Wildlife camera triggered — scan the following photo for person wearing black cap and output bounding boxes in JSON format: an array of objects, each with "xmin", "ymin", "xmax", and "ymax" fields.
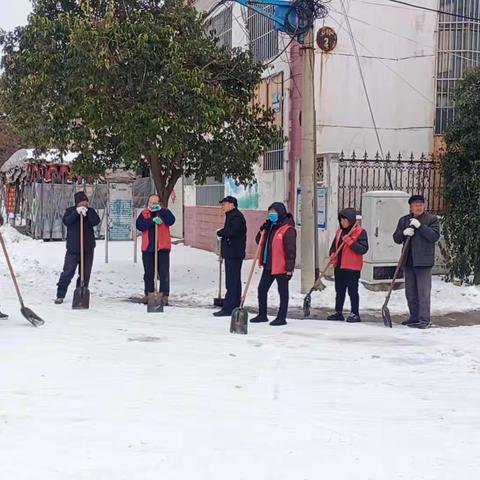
[
  {"xmin": 54, "ymin": 191, "xmax": 101, "ymax": 304},
  {"xmin": 251, "ymin": 202, "xmax": 297, "ymax": 326},
  {"xmin": 393, "ymin": 195, "xmax": 440, "ymax": 329},
  {"xmin": 213, "ymin": 196, "xmax": 247, "ymax": 317}
]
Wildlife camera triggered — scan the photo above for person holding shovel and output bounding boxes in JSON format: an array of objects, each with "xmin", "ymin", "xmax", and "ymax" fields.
[
  {"xmin": 393, "ymin": 195, "xmax": 440, "ymax": 329},
  {"xmin": 136, "ymin": 194, "xmax": 175, "ymax": 306},
  {"xmin": 250, "ymin": 202, "xmax": 296, "ymax": 326},
  {"xmin": 327, "ymin": 208, "xmax": 369, "ymax": 323},
  {"xmin": 213, "ymin": 196, "xmax": 247, "ymax": 317},
  {"xmin": 55, "ymin": 192, "xmax": 101, "ymax": 304}
]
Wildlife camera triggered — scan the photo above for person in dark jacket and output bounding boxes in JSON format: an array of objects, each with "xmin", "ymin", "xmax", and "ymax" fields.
[
  {"xmin": 136, "ymin": 194, "xmax": 175, "ymax": 305},
  {"xmin": 250, "ymin": 202, "xmax": 296, "ymax": 326},
  {"xmin": 393, "ymin": 195, "xmax": 440, "ymax": 329},
  {"xmin": 213, "ymin": 196, "xmax": 247, "ymax": 317},
  {"xmin": 327, "ymin": 208, "xmax": 369, "ymax": 323},
  {"xmin": 55, "ymin": 191, "xmax": 101, "ymax": 304},
  {"xmin": 0, "ymin": 215, "xmax": 8, "ymax": 318}
]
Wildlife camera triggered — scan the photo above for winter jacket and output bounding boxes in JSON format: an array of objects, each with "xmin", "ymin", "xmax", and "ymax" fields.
[
  {"xmin": 329, "ymin": 208, "xmax": 369, "ymax": 271},
  {"xmin": 63, "ymin": 206, "xmax": 101, "ymax": 254},
  {"xmin": 136, "ymin": 208, "xmax": 175, "ymax": 253},
  {"xmin": 217, "ymin": 208, "xmax": 247, "ymax": 259},
  {"xmin": 393, "ymin": 212, "xmax": 440, "ymax": 267},
  {"xmin": 256, "ymin": 203, "xmax": 297, "ymax": 274}
]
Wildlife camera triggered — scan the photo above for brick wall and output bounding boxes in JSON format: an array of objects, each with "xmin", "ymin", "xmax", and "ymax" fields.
[{"xmin": 184, "ymin": 206, "xmax": 267, "ymax": 258}]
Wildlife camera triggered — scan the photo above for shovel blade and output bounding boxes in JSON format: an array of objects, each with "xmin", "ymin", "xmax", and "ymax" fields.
[
  {"xmin": 213, "ymin": 297, "xmax": 224, "ymax": 307},
  {"xmin": 382, "ymin": 304, "xmax": 393, "ymax": 328},
  {"xmin": 303, "ymin": 293, "xmax": 312, "ymax": 318},
  {"xmin": 72, "ymin": 286, "xmax": 90, "ymax": 310},
  {"xmin": 21, "ymin": 306, "xmax": 45, "ymax": 327},
  {"xmin": 147, "ymin": 292, "xmax": 164, "ymax": 313},
  {"xmin": 230, "ymin": 307, "xmax": 248, "ymax": 334}
]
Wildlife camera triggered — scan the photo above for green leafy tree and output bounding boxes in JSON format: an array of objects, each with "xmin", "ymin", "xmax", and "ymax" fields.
[
  {"xmin": 0, "ymin": 0, "xmax": 279, "ymax": 205},
  {"xmin": 441, "ymin": 68, "xmax": 480, "ymax": 284}
]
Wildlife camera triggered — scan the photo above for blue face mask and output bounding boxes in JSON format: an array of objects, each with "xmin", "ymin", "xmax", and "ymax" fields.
[{"xmin": 268, "ymin": 212, "xmax": 279, "ymax": 223}]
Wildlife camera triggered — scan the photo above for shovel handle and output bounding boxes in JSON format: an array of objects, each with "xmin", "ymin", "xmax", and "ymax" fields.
[
  {"xmin": 154, "ymin": 222, "xmax": 159, "ymax": 293},
  {"xmin": 0, "ymin": 229, "xmax": 25, "ymax": 307},
  {"xmin": 239, "ymin": 232, "xmax": 264, "ymax": 309},
  {"xmin": 384, "ymin": 236, "xmax": 411, "ymax": 305},
  {"xmin": 80, "ymin": 214, "xmax": 85, "ymax": 285}
]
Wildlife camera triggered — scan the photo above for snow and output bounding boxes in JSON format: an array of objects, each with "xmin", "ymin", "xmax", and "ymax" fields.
[{"xmin": 1, "ymin": 226, "xmax": 480, "ymax": 479}]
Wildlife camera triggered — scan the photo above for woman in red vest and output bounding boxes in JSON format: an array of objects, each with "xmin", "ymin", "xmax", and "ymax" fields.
[
  {"xmin": 136, "ymin": 194, "xmax": 175, "ymax": 305},
  {"xmin": 251, "ymin": 202, "xmax": 297, "ymax": 326},
  {"xmin": 327, "ymin": 208, "xmax": 369, "ymax": 323}
]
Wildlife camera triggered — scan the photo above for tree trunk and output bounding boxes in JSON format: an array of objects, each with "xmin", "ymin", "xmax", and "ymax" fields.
[{"xmin": 148, "ymin": 153, "xmax": 183, "ymax": 208}]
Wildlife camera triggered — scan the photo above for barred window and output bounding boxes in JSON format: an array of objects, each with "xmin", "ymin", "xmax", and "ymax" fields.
[
  {"xmin": 196, "ymin": 176, "xmax": 224, "ymax": 206},
  {"xmin": 206, "ymin": 6, "xmax": 233, "ymax": 48},
  {"xmin": 435, "ymin": 0, "xmax": 480, "ymax": 133},
  {"xmin": 263, "ymin": 131, "xmax": 284, "ymax": 171},
  {"xmin": 247, "ymin": 5, "xmax": 278, "ymax": 63}
]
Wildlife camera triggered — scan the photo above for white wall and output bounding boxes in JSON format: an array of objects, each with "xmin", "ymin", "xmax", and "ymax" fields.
[{"xmin": 315, "ymin": 0, "xmax": 438, "ymax": 157}]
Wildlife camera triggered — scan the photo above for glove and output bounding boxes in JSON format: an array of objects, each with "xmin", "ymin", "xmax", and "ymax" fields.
[
  {"xmin": 152, "ymin": 216, "xmax": 163, "ymax": 225},
  {"xmin": 344, "ymin": 236, "xmax": 354, "ymax": 246},
  {"xmin": 216, "ymin": 228, "xmax": 224, "ymax": 239},
  {"xmin": 409, "ymin": 218, "xmax": 421, "ymax": 229},
  {"xmin": 259, "ymin": 220, "xmax": 272, "ymax": 232},
  {"xmin": 149, "ymin": 203, "xmax": 161, "ymax": 212},
  {"xmin": 286, "ymin": 272, "xmax": 293, "ymax": 280},
  {"xmin": 76, "ymin": 206, "xmax": 88, "ymax": 216},
  {"xmin": 403, "ymin": 227, "xmax": 415, "ymax": 237}
]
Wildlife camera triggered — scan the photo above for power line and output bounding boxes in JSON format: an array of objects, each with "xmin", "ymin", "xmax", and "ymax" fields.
[{"xmin": 387, "ymin": 0, "xmax": 480, "ymax": 23}]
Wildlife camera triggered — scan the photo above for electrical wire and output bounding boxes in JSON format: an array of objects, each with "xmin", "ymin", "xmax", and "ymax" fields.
[{"xmin": 387, "ymin": 0, "xmax": 480, "ymax": 22}]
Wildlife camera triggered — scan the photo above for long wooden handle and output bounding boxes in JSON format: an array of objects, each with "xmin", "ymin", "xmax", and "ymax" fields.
[
  {"xmin": 154, "ymin": 223, "xmax": 159, "ymax": 293},
  {"xmin": 0, "ymin": 229, "xmax": 25, "ymax": 307},
  {"xmin": 239, "ymin": 233, "xmax": 264, "ymax": 309},
  {"xmin": 80, "ymin": 214, "xmax": 85, "ymax": 285},
  {"xmin": 384, "ymin": 237, "xmax": 411, "ymax": 304},
  {"xmin": 218, "ymin": 256, "xmax": 223, "ymax": 297}
]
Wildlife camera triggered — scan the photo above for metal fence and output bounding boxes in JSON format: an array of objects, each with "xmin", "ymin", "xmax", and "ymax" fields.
[{"xmin": 338, "ymin": 152, "xmax": 445, "ymax": 215}]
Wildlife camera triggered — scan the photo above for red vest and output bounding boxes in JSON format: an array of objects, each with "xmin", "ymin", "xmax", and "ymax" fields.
[
  {"xmin": 140, "ymin": 209, "xmax": 172, "ymax": 251},
  {"xmin": 332, "ymin": 226, "xmax": 364, "ymax": 271},
  {"xmin": 258, "ymin": 224, "xmax": 295, "ymax": 275}
]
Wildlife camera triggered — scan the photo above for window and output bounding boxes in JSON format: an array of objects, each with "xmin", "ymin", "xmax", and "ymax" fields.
[
  {"xmin": 206, "ymin": 6, "xmax": 233, "ymax": 48},
  {"xmin": 264, "ymin": 130, "xmax": 284, "ymax": 171},
  {"xmin": 435, "ymin": 0, "xmax": 480, "ymax": 133},
  {"xmin": 247, "ymin": 5, "xmax": 278, "ymax": 63},
  {"xmin": 195, "ymin": 176, "xmax": 224, "ymax": 206}
]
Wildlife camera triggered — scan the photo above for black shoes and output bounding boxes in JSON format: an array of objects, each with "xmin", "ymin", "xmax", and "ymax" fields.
[
  {"xmin": 213, "ymin": 309, "xmax": 231, "ymax": 317},
  {"xmin": 250, "ymin": 315, "xmax": 268, "ymax": 323},
  {"xmin": 269, "ymin": 318, "xmax": 287, "ymax": 326},
  {"xmin": 408, "ymin": 321, "xmax": 431, "ymax": 329},
  {"xmin": 0, "ymin": 311, "xmax": 8, "ymax": 319},
  {"xmin": 402, "ymin": 318, "xmax": 419, "ymax": 326},
  {"xmin": 54, "ymin": 298, "xmax": 64, "ymax": 305},
  {"xmin": 346, "ymin": 313, "xmax": 361, "ymax": 323},
  {"xmin": 327, "ymin": 312, "xmax": 345, "ymax": 321}
]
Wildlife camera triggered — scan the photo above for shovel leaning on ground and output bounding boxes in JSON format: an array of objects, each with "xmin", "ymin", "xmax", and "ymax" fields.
[
  {"xmin": 72, "ymin": 214, "xmax": 90, "ymax": 309},
  {"xmin": 0, "ymin": 229, "xmax": 45, "ymax": 326},
  {"xmin": 303, "ymin": 228, "xmax": 356, "ymax": 318},
  {"xmin": 147, "ymin": 223, "xmax": 164, "ymax": 313},
  {"xmin": 230, "ymin": 233, "xmax": 264, "ymax": 334},
  {"xmin": 381, "ymin": 236, "xmax": 411, "ymax": 328}
]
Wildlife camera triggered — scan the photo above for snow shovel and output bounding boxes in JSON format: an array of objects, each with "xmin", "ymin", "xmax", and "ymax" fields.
[
  {"xmin": 214, "ymin": 255, "xmax": 224, "ymax": 307},
  {"xmin": 0, "ymin": 229, "xmax": 45, "ymax": 327},
  {"xmin": 147, "ymin": 223, "xmax": 164, "ymax": 313},
  {"xmin": 303, "ymin": 229, "xmax": 355, "ymax": 318},
  {"xmin": 72, "ymin": 214, "xmax": 90, "ymax": 310},
  {"xmin": 230, "ymin": 233, "xmax": 264, "ymax": 335},
  {"xmin": 382, "ymin": 237, "xmax": 411, "ymax": 328}
]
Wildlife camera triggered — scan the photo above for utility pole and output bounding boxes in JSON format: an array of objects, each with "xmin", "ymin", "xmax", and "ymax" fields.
[{"xmin": 300, "ymin": 27, "xmax": 316, "ymax": 293}]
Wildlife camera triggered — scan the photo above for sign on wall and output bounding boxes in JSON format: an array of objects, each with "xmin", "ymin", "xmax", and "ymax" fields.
[
  {"xmin": 108, "ymin": 182, "xmax": 133, "ymax": 240},
  {"xmin": 296, "ymin": 186, "xmax": 328, "ymax": 229},
  {"xmin": 225, "ymin": 177, "xmax": 259, "ymax": 209}
]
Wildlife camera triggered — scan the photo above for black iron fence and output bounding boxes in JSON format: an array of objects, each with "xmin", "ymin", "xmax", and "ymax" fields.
[{"xmin": 338, "ymin": 152, "xmax": 445, "ymax": 215}]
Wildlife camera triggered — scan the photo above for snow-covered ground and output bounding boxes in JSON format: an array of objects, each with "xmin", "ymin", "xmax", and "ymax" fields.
[{"xmin": 1, "ymin": 226, "xmax": 480, "ymax": 479}]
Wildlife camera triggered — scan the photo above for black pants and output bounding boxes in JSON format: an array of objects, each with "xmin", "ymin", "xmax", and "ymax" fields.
[
  {"xmin": 57, "ymin": 250, "xmax": 94, "ymax": 299},
  {"xmin": 258, "ymin": 269, "xmax": 290, "ymax": 321},
  {"xmin": 142, "ymin": 250, "xmax": 170, "ymax": 296},
  {"xmin": 223, "ymin": 258, "xmax": 243, "ymax": 314},
  {"xmin": 334, "ymin": 268, "xmax": 360, "ymax": 315}
]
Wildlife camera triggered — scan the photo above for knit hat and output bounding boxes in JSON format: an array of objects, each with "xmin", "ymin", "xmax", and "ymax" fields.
[
  {"xmin": 74, "ymin": 191, "xmax": 89, "ymax": 205},
  {"xmin": 408, "ymin": 195, "xmax": 425, "ymax": 204}
]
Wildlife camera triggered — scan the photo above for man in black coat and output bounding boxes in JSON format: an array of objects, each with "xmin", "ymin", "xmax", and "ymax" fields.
[
  {"xmin": 393, "ymin": 195, "xmax": 440, "ymax": 329},
  {"xmin": 213, "ymin": 196, "xmax": 247, "ymax": 317},
  {"xmin": 55, "ymin": 191, "xmax": 101, "ymax": 304}
]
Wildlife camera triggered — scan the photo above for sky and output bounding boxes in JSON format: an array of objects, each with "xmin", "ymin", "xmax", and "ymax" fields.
[{"xmin": 0, "ymin": 0, "xmax": 31, "ymax": 32}]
